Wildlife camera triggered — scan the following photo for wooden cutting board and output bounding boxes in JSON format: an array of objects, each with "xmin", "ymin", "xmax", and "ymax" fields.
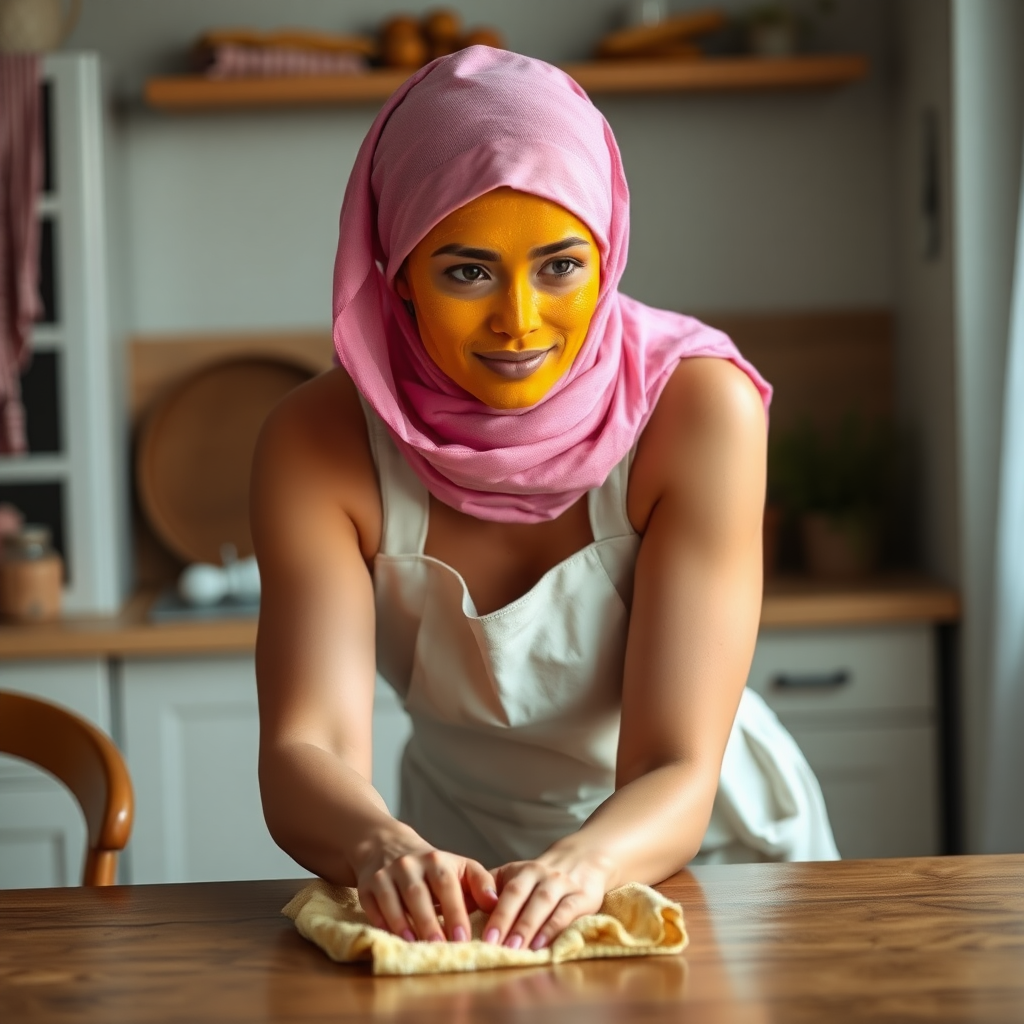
[{"xmin": 135, "ymin": 357, "xmax": 311, "ymax": 565}]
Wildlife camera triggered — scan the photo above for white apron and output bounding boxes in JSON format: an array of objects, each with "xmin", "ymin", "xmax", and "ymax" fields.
[{"xmin": 364, "ymin": 405, "xmax": 839, "ymax": 867}]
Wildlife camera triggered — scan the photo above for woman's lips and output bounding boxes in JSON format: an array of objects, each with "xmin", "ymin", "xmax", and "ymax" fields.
[{"xmin": 474, "ymin": 348, "xmax": 554, "ymax": 380}]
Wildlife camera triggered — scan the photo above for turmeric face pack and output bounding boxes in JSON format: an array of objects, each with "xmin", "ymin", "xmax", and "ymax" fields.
[{"xmin": 398, "ymin": 188, "xmax": 600, "ymax": 409}]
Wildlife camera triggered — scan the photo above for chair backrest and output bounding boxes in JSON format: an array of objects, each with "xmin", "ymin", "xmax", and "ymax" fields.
[{"xmin": 0, "ymin": 690, "xmax": 134, "ymax": 885}]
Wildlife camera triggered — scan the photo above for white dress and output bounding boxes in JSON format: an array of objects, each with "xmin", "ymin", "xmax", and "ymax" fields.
[{"xmin": 363, "ymin": 404, "xmax": 839, "ymax": 867}]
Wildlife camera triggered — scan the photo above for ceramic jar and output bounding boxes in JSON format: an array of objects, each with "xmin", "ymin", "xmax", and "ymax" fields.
[
  {"xmin": 0, "ymin": 524, "xmax": 63, "ymax": 621},
  {"xmin": 0, "ymin": 0, "xmax": 80, "ymax": 54}
]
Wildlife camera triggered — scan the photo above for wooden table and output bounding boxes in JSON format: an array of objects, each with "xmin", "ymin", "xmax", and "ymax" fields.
[{"xmin": 1, "ymin": 855, "xmax": 1021, "ymax": 1022}]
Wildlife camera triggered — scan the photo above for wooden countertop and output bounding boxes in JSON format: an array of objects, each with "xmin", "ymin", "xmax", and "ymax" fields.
[
  {"xmin": 0, "ymin": 577, "xmax": 960, "ymax": 661},
  {"xmin": 759, "ymin": 574, "xmax": 960, "ymax": 628},
  {"xmin": 1, "ymin": 855, "xmax": 1021, "ymax": 1022},
  {"xmin": 0, "ymin": 592, "xmax": 257, "ymax": 660}
]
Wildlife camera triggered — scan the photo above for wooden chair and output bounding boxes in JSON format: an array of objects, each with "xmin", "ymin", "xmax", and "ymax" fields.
[{"xmin": 0, "ymin": 690, "xmax": 134, "ymax": 885}]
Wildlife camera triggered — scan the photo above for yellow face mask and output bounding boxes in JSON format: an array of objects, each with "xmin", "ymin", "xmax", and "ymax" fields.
[{"xmin": 396, "ymin": 188, "xmax": 601, "ymax": 410}]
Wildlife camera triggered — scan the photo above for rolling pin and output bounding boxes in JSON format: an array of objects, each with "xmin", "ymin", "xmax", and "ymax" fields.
[
  {"xmin": 195, "ymin": 28, "xmax": 377, "ymax": 57},
  {"xmin": 595, "ymin": 9, "xmax": 726, "ymax": 58}
]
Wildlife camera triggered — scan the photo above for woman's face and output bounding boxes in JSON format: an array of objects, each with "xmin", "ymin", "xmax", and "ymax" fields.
[{"xmin": 396, "ymin": 187, "xmax": 600, "ymax": 409}]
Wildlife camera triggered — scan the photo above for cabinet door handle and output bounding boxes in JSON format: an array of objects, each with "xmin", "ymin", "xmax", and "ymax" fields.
[{"xmin": 772, "ymin": 669, "xmax": 851, "ymax": 690}]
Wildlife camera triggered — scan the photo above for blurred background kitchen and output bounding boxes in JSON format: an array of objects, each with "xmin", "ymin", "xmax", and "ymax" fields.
[{"xmin": 1, "ymin": 0, "xmax": 1022, "ymax": 888}]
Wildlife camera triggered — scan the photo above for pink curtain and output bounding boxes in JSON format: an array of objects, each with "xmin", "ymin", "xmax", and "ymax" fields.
[{"xmin": 0, "ymin": 54, "xmax": 43, "ymax": 454}]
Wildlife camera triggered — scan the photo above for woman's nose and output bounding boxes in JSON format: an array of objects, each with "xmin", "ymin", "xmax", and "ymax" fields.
[{"xmin": 490, "ymin": 273, "xmax": 542, "ymax": 342}]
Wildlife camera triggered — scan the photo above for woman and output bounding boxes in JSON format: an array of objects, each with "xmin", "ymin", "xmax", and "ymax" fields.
[{"xmin": 252, "ymin": 46, "xmax": 837, "ymax": 955}]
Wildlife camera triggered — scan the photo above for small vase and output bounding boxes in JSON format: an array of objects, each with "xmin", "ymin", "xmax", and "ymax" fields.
[{"xmin": 800, "ymin": 511, "xmax": 878, "ymax": 580}]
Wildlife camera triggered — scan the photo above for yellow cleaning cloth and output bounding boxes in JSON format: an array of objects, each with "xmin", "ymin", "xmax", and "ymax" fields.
[{"xmin": 282, "ymin": 880, "xmax": 687, "ymax": 976}]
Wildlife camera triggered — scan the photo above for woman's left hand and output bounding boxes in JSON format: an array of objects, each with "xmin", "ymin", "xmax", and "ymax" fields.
[{"xmin": 482, "ymin": 850, "xmax": 612, "ymax": 951}]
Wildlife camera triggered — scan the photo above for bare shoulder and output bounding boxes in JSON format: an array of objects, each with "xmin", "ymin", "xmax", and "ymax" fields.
[
  {"xmin": 250, "ymin": 366, "xmax": 382, "ymax": 563},
  {"xmin": 627, "ymin": 357, "xmax": 767, "ymax": 536}
]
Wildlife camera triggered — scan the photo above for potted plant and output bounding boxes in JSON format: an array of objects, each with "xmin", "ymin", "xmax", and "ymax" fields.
[
  {"xmin": 745, "ymin": 4, "xmax": 801, "ymax": 57},
  {"xmin": 768, "ymin": 413, "xmax": 896, "ymax": 580},
  {"xmin": 743, "ymin": 0, "xmax": 835, "ymax": 58}
]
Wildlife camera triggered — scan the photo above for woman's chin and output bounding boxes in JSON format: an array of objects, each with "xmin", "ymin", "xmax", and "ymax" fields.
[{"xmin": 474, "ymin": 386, "xmax": 546, "ymax": 411}]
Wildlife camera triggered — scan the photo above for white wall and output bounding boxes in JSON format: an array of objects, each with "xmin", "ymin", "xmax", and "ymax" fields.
[
  {"xmin": 65, "ymin": 0, "xmax": 899, "ymax": 334},
  {"xmin": 950, "ymin": 0, "xmax": 1024, "ymax": 853}
]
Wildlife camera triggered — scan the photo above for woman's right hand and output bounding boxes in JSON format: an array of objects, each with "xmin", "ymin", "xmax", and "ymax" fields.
[{"xmin": 354, "ymin": 827, "xmax": 499, "ymax": 942}]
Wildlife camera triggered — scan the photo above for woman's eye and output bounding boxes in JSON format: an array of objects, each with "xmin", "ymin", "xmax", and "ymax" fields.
[
  {"xmin": 447, "ymin": 264, "xmax": 490, "ymax": 283},
  {"xmin": 543, "ymin": 258, "xmax": 583, "ymax": 278}
]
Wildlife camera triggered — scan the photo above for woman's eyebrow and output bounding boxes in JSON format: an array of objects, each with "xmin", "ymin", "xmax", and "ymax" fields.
[
  {"xmin": 529, "ymin": 236, "xmax": 591, "ymax": 258},
  {"xmin": 430, "ymin": 243, "xmax": 501, "ymax": 260}
]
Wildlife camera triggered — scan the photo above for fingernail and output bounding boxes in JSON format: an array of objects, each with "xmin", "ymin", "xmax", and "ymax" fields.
[
  {"xmin": 401, "ymin": 929, "xmax": 415, "ymax": 943},
  {"xmin": 453, "ymin": 925, "xmax": 468, "ymax": 942},
  {"xmin": 484, "ymin": 927, "xmax": 500, "ymax": 945},
  {"xmin": 430, "ymin": 932, "xmax": 445, "ymax": 943},
  {"xmin": 505, "ymin": 934, "xmax": 523, "ymax": 950},
  {"xmin": 484, "ymin": 888, "xmax": 498, "ymax": 900},
  {"xmin": 530, "ymin": 934, "xmax": 548, "ymax": 951}
]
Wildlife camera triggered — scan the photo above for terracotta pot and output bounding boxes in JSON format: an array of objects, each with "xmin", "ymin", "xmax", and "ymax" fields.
[{"xmin": 800, "ymin": 511, "xmax": 878, "ymax": 580}]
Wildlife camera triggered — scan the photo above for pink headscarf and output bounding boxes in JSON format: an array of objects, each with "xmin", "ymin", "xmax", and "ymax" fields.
[{"xmin": 333, "ymin": 46, "xmax": 770, "ymax": 523}]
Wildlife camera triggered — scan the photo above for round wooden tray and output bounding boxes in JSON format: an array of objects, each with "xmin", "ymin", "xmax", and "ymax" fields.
[{"xmin": 136, "ymin": 357, "xmax": 311, "ymax": 565}]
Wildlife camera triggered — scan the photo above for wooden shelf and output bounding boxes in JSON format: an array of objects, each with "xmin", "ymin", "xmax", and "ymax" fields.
[
  {"xmin": 145, "ymin": 68, "xmax": 411, "ymax": 110},
  {"xmin": 564, "ymin": 54, "xmax": 868, "ymax": 95},
  {"xmin": 144, "ymin": 54, "xmax": 868, "ymax": 111}
]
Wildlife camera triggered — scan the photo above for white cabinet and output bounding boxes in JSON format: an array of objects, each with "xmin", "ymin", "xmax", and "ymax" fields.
[
  {"xmin": 0, "ymin": 659, "xmax": 110, "ymax": 888},
  {"xmin": 785, "ymin": 721, "xmax": 938, "ymax": 860},
  {"xmin": 120, "ymin": 655, "xmax": 307, "ymax": 884},
  {"xmin": 119, "ymin": 655, "xmax": 412, "ymax": 884},
  {"xmin": 0, "ymin": 621, "xmax": 939, "ymax": 888},
  {"xmin": 749, "ymin": 624, "xmax": 940, "ymax": 859},
  {"xmin": 0, "ymin": 54, "xmax": 129, "ymax": 614}
]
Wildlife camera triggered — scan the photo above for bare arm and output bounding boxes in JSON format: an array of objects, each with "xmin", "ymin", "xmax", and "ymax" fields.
[
  {"xmin": 251, "ymin": 369, "xmax": 391, "ymax": 881},
  {"xmin": 483, "ymin": 357, "xmax": 767, "ymax": 949},
  {"xmin": 252, "ymin": 369, "xmax": 495, "ymax": 940}
]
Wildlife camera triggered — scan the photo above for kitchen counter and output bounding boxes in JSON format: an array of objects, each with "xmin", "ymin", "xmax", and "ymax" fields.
[
  {"xmin": 758, "ymin": 574, "xmax": 959, "ymax": 627},
  {"xmin": 0, "ymin": 577, "xmax": 959, "ymax": 660},
  {"xmin": 0, "ymin": 591, "xmax": 256, "ymax": 660},
  {"xmin": 0, "ymin": 578, "xmax": 960, "ymax": 879}
]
